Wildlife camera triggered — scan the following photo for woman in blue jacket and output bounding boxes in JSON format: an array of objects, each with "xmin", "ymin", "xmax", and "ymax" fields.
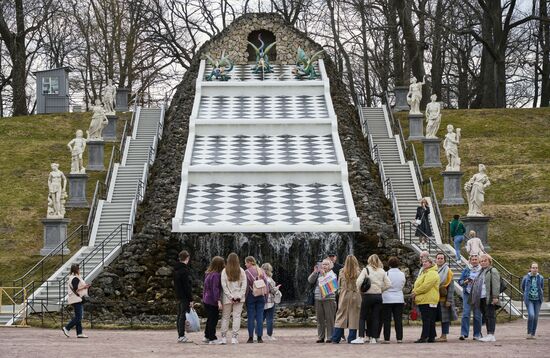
[{"xmin": 521, "ymin": 262, "xmax": 544, "ymax": 339}]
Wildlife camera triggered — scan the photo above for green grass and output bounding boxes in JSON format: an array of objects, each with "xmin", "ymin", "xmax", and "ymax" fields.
[
  {"xmin": 397, "ymin": 108, "xmax": 550, "ymax": 276},
  {"xmin": 0, "ymin": 112, "xmax": 129, "ymax": 284}
]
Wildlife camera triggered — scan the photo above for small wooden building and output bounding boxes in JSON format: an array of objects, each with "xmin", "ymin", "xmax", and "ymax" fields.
[{"xmin": 34, "ymin": 67, "xmax": 72, "ymax": 114}]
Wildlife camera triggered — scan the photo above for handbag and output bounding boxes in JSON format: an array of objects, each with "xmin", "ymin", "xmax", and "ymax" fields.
[
  {"xmin": 409, "ymin": 305, "xmax": 418, "ymax": 321},
  {"xmin": 360, "ymin": 267, "xmax": 371, "ymax": 293},
  {"xmin": 415, "ymin": 219, "xmax": 422, "ymax": 225},
  {"xmin": 439, "ymin": 286, "xmax": 448, "ymax": 297},
  {"xmin": 273, "ymin": 290, "xmax": 283, "ymax": 304}
]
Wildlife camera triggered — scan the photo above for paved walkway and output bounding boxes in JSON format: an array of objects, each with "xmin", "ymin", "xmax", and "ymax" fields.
[{"xmin": 0, "ymin": 319, "xmax": 547, "ymax": 357}]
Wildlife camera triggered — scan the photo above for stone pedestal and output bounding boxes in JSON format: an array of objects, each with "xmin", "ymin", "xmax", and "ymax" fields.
[
  {"xmin": 408, "ymin": 114, "xmax": 424, "ymax": 141},
  {"xmin": 87, "ymin": 140, "xmax": 105, "ymax": 171},
  {"xmin": 441, "ymin": 171, "xmax": 465, "ymax": 205},
  {"xmin": 393, "ymin": 86, "xmax": 410, "ymax": 111},
  {"xmin": 103, "ymin": 115, "xmax": 118, "ymax": 142},
  {"xmin": 461, "ymin": 216, "xmax": 492, "ymax": 251},
  {"xmin": 41, "ymin": 218, "xmax": 71, "ymax": 256},
  {"xmin": 116, "ymin": 88, "xmax": 131, "ymax": 112},
  {"xmin": 422, "ymin": 138, "xmax": 442, "ymax": 168},
  {"xmin": 66, "ymin": 173, "xmax": 89, "ymax": 208}
]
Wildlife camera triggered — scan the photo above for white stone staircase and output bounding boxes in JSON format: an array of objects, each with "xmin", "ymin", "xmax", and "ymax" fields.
[
  {"xmin": 359, "ymin": 104, "xmax": 524, "ymax": 317},
  {"xmin": 6, "ymin": 107, "xmax": 164, "ymax": 324},
  {"xmin": 172, "ymin": 61, "xmax": 360, "ymax": 233}
]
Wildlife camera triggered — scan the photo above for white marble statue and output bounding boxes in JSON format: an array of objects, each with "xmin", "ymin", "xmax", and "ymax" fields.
[
  {"xmin": 102, "ymin": 78, "xmax": 117, "ymax": 115},
  {"xmin": 425, "ymin": 94, "xmax": 441, "ymax": 138},
  {"xmin": 443, "ymin": 124, "xmax": 461, "ymax": 171},
  {"xmin": 47, "ymin": 163, "xmax": 67, "ymax": 219},
  {"xmin": 67, "ymin": 129, "xmax": 87, "ymax": 174},
  {"xmin": 407, "ymin": 76, "xmax": 425, "ymax": 115},
  {"xmin": 464, "ymin": 164, "xmax": 491, "ymax": 216},
  {"xmin": 87, "ymin": 99, "xmax": 109, "ymax": 140}
]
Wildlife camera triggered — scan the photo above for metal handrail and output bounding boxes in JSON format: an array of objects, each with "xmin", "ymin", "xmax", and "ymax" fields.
[
  {"xmin": 104, "ymin": 146, "xmax": 121, "ymax": 186},
  {"xmin": 11, "ymin": 225, "xmax": 88, "ymax": 290},
  {"xmin": 86, "ymin": 180, "xmax": 106, "ymax": 234},
  {"xmin": 384, "ymin": 91, "xmax": 408, "ymax": 154},
  {"xmin": 410, "ymin": 144, "xmax": 424, "ymax": 186},
  {"xmin": 425, "ymin": 177, "xmax": 443, "ymax": 229}
]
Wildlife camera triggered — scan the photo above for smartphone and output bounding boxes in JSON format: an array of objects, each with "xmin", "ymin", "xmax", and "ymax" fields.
[{"xmin": 317, "ymin": 262, "xmax": 323, "ymax": 270}]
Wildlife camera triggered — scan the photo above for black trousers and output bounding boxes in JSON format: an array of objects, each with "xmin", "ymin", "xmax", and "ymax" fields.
[
  {"xmin": 359, "ymin": 293, "xmax": 383, "ymax": 338},
  {"xmin": 480, "ymin": 298, "xmax": 497, "ymax": 334},
  {"xmin": 204, "ymin": 303, "xmax": 220, "ymax": 340},
  {"xmin": 381, "ymin": 303, "xmax": 404, "ymax": 341},
  {"xmin": 177, "ymin": 299, "xmax": 189, "ymax": 337},
  {"xmin": 418, "ymin": 304, "xmax": 437, "ymax": 341}
]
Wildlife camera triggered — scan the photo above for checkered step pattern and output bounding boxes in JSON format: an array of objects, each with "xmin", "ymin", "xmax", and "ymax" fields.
[
  {"xmin": 204, "ymin": 64, "xmax": 322, "ymax": 81},
  {"xmin": 191, "ymin": 135, "xmax": 337, "ymax": 166},
  {"xmin": 198, "ymin": 95, "xmax": 329, "ymax": 120},
  {"xmin": 182, "ymin": 183, "xmax": 348, "ymax": 226}
]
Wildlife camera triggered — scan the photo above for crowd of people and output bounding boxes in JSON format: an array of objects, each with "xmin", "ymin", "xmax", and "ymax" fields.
[{"xmin": 60, "ymin": 250, "xmax": 544, "ymax": 345}]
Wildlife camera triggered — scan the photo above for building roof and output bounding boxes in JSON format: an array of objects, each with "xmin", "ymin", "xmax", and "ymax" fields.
[{"xmin": 32, "ymin": 66, "xmax": 73, "ymax": 75}]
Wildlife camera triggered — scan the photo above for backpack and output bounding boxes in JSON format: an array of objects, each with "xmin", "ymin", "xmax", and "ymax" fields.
[
  {"xmin": 491, "ymin": 268, "xmax": 507, "ymax": 294},
  {"xmin": 247, "ymin": 268, "xmax": 268, "ymax": 297}
]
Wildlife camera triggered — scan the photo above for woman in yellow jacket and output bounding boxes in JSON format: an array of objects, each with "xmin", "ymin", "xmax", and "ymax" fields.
[{"xmin": 412, "ymin": 257, "xmax": 440, "ymax": 343}]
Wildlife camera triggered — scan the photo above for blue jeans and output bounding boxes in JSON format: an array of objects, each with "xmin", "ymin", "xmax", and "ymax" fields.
[
  {"xmin": 527, "ymin": 300, "xmax": 542, "ymax": 335},
  {"xmin": 454, "ymin": 235, "xmax": 464, "ymax": 260},
  {"xmin": 263, "ymin": 306, "xmax": 275, "ymax": 336},
  {"xmin": 461, "ymin": 292, "xmax": 482, "ymax": 338},
  {"xmin": 331, "ymin": 327, "xmax": 357, "ymax": 343},
  {"xmin": 441, "ymin": 321, "xmax": 450, "ymax": 335},
  {"xmin": 65, "ymin": 302, "xmax": 83, "ymax": 335},
  {"xmin": 246, "ymin": 294, "xmax": 265, "ymax": 338}
]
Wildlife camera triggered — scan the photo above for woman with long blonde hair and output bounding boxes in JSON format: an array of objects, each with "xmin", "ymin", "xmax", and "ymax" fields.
[
  {"xmin": 219, "ymin": 253, "xmax": 247, "ymax": 344},
  {"xmin": 353, "ymin": 254, "xmax": 391, "ymax": 344},
  {"xmin": 332, "ymin": 255, "xmax": 362, "ymax": 343}
]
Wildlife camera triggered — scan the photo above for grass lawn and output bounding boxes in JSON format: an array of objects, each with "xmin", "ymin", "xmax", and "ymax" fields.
[
  {"xmin": 0, "ymin": 112, "xmax": 130, "ymax": 284},
  {"xmin": 396, "ymin": 108, "xmax": 550, "ymax": 276}
]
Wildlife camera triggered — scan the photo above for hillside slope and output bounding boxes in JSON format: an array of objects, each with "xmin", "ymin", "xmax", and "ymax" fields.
[
  {"xmin": 398, "ymin": 108, "xmax": 550, "ymax": 275},
  {"xmin": 0, "ymin": 112, "xmax": 126, "ymax": 282}
]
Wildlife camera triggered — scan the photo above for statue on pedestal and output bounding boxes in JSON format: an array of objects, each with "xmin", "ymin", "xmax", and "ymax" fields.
[
  {"xmin": 67, "ymin": 129, "xmax": 87, "ymax": 174},
  {"xmin": 407, "ymin": 76, "xmax": 425, "ymax": 115},
  {"xmin": 102, "ymin": 78, "xmax": 117, "ymax": 115},
  {"xmin": 464, "ymin": 164, "xmax": 491, "ymax": 216},
  {"xmin": 443, "ymin": 124, "xmax": 461, "ymax": 171},
  {"xmin": 87, "ymin": 99, "xmax": 109, "ymax": 140},
  {"xmin": 425, "ymin": 94, "xmax": 441, "ymax": 138},
  {"xmin": 47, "ymin": 163, "xmax": 67, "ymax": 219}
]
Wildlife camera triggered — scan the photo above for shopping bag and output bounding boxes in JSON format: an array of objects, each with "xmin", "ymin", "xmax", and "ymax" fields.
[{"xmin": 185, "ymin": 308, "xmax": 200, "ymax": 332}]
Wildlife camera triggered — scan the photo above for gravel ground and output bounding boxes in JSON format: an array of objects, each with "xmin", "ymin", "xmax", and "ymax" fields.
[{"xmin": 0, "ymin": 318, "xmax": 547, "ymax": 358}]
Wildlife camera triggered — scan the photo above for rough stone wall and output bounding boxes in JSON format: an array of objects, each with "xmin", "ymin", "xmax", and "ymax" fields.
[
  {"xmin": 88, "ymin": 13, "xmax": 419, "ymax": 321},
  {"xmin": 202, "ymin": 13, "xmax": 322, "ymax": 64}
]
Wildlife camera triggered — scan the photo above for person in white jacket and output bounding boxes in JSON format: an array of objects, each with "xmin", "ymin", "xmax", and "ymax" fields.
[
  {"xmin": 219, "ymin": 253, "xmax": 247, "ymax": 344},
  {"xmin": 466, "ymin": 230, "xmax": 485, "ymax": 257},
  {"xmin": 62, "ymin": 264, "xmax": 90, "ymax": 338},
  {"xmin": 352, "ymin": 254, "xmax": 391, "ymax": 344},
  {"xmin": 381, "ymin": 257, "xmax": 406, "ymax": 343}
]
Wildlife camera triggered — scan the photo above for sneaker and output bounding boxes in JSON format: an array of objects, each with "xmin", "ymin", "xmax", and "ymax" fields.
[
  {"xmin": 62, "ymin": 327, "xmax": 70, "ymax": 338},
  {"xmin": 202, "ymin": 337, "xmax": 210, "ymax": 343},
  {"xmin": 325, "ymin": 339, "xmax": 332, "ymax": 343},
  {"xmin": 177, "ymin": 336, "xmax": 191, "ymax": 343},
  {"xmin": 459, "ymin": 336, "xmax": 466, "ymax": 340},
  {"xmin": 436, "ymin": 335, "xmax": 447, "ymax": 342},
  {"xmin": 350, "ymin": 337, "xmax": 365, "ymax": 344},
  {"xmin": 526, "ymin": 334, "xmax": 533, "ymax": 340},
  {"xmin": 219, "ymin": 337, "xmax": 227, "ymax": 345},
  {"xmin": 473, "ymin": 336, "xmax": 481, "ymax": 341},
  {"xmin": 77, "ymin": 334, "xmax": 88, "ymax": 339},
  {"xmin": 247, "ymin": 337, "xmax": 254, "ymax": 344},
  {"xmin": 316, "ymin": 339, "xmax": 325, "ymax": 343},
  {"xmin": 267, "ymin": 335, "xmax": 277, "ymax": 341},
  {"xmin": 397, "ymin": 340, "xmax": 403, "ymax": 343},
  {"xmin": 479, "ymin": 335, "xmax": 496, "ymax": 342},
  {"xmin": 231, "ymin": 337, "xmax": 238, "ymax": 344},
  {"xmin": 257, "ymin": 337, "xmax": 264, "ymax": 343},
  {"xmin": 369, "ymin": 338, "xmax": 377, "ymax": 344},
  {"xmin": 208, "ymin": 340, "xmax": 219, "ymax": 345}
]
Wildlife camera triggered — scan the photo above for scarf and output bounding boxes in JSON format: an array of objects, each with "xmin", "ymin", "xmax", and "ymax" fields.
[
  {"xmin": 438, "ymin": 263, "xmax": 450, "ymax": 287},
  {"xmin": 470, "ymin": 267, "xmax": 487, "ymax": 309}
]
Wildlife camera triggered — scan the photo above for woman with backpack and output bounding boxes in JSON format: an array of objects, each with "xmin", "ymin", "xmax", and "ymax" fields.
[
  {"xmin": 473, "ymin": 254, "xmax": 501, "ymax": 342},
  {"xmin": 261, "ymin": 263, "xmax": 282, "ymax": 341},
  {"xmin": 245, "ymin": 256, "xmax": 269, "ymax": 343},
  {"xmin": 220, "ymin": 253, "xmax": 247, "ymax": 344}
]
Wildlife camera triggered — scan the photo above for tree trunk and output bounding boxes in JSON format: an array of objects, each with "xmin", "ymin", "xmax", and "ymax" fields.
[
  {"xmin": 360, "ymin": 2, "xmax": 372, "ymax": 106},
  {"xmin": 388, "ymin": 0, "xmax": 404, "ymax": 85},
  {"xmin": 11, "ymin": 35, "xmax": 28, "ymax": 116},
  {"xmin": 540, "ymin": 0, "xmax": 550, "ymax": 106},
  {"xmin": 430, "ymin": 0, "xmax": 444, "ymax": 99}
]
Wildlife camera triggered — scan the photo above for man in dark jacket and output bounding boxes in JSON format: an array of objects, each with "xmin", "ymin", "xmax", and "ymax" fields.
[
  {"xmin": 328, "ymin": 253, "xmax": 343, "ymax": 279},
  {"xmin": 174, "ymin": 250, "xmax": 193, "ymax": 343}
]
